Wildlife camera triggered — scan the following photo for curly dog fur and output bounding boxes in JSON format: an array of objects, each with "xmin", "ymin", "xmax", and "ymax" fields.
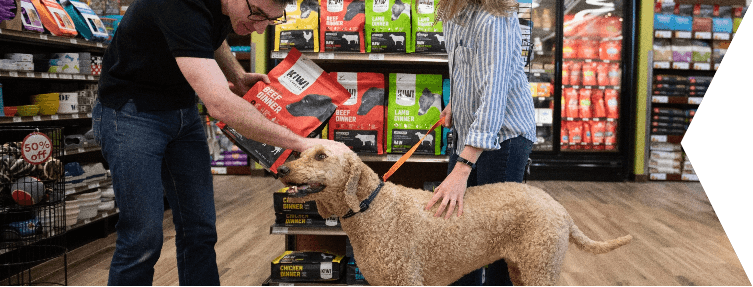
[{"xmin": 277, "ymin": 146, "xmax": 632, "ymax": 286}]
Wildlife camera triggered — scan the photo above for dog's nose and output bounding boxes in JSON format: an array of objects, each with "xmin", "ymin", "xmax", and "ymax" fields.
[{"xmin": 277, "ymin": 165, "xmax": 290, "ymax": 177}]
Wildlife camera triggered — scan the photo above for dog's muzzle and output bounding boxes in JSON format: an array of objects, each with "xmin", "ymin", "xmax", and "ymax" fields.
[{"xmin": 278, "ymin": 165, "xmax": 325, "ymax": 197}]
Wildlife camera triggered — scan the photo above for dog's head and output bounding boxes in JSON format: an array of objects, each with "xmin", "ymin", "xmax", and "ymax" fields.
[
  {"xmin": 391, "ymin": 0, "xmax": 407, "ymax": 20},
  {"xmin": 286, "ymin": 94, "xmax": 338, "ymax": 122},
  {"xmin": 277, "ymin": 145, "xmax": 365, "ymax": 218},
  {"xmin": 418, "ymin": 88, "xmax": 440, "ymax": 116},
  {"xmin": 356, "ymin": 87, "xmax": 384, "ymax": 115},
  {"xmin": 300, "ymin": 0, "xmax": 320, "ymax": 18}
]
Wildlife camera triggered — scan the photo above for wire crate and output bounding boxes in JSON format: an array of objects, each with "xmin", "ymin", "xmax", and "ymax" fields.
[{"xmin": 1, "ymin": 126, "xmax": 67, "ymax": 286}]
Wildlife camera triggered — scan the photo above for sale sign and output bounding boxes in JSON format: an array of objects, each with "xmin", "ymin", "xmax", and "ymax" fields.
[{"xmin": 22, "ymin": 132, "xmax": 52, "ymax": 165}]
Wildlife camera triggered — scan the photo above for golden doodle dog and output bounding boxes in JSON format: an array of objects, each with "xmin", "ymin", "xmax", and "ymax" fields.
[{"xmin": 277, "ymin": 145, "xmax": 632, "ymax": 286}]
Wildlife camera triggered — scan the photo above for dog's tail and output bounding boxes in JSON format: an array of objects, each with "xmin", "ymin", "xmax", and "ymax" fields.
[{"xmin": 569, "ymin": 221, "xmax": 632, "ymax": 254}]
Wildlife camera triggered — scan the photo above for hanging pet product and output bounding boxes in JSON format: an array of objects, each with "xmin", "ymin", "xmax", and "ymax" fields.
[
  {"xmin": 60, "ymin": 0, "xmax": 108, "ymax": 41},
  {"xmin": 1, "ymin": 126, "xmax": 67, "ymax": 285},
  {"xmin": 18, "ymin": 0, "xmax": 45, "ymax": 32},
  {"xmin": 30, "ymin": 0, "xmax": 77, "ymax": 37}
]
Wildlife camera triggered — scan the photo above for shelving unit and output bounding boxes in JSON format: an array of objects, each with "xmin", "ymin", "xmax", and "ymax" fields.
[{"xmin": 1, "ymin": 25, "xmax": 112, "ymax": 282}]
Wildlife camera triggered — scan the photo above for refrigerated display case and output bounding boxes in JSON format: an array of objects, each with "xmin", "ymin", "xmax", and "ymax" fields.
[{"xmin": 528, "ymin": 0, "xmax": 637, "ymax": 181}]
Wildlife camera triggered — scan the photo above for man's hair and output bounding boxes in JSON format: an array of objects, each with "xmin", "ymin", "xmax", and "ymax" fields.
[{"xmin": 436, "ymin": 0, "xmax": 518, "ymax": 22}]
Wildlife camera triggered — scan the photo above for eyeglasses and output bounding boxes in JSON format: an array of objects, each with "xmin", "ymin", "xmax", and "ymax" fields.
[{"xmin": 246, "ymin": 0, "xmax": 287, "ymax": 25}]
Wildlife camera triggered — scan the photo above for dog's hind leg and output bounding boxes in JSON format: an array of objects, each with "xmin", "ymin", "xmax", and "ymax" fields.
[{"xmin": 506, "ymin": 261, "xmax": 524, "ymax": 286}]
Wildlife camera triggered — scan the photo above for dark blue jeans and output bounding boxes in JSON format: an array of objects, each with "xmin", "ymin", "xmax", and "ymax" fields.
[
  {"xmin": 92, "ymin": 100, "xmax": 220, "ymax": 286},
  {"xmin": 448, "ymin": 135, "xmax": 533, "ymax": 286}
]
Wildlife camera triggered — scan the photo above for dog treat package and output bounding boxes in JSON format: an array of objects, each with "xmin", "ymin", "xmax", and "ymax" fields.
[
  {"xmin": 346, "ymin": 257, "xmax": 369, "ymax": 285},
  {"xmin": 365, "ymin": 0, "xmax": 413, "ymax": 53},
  {"xmin": 31, "ymin": 0, "xmax": 78, "ymax": 37},
  {"xmin": 218, "ymin": 49, "xmax": 351, "ymax": 174},
  {"xmin": 275, "ymin": 213, "xmax": 341, "ymax": 227},
  {"xmin": 19, "ymin": 0, "xmax": 45, "ymax": 32},
  {"xmin": 274, "ymin": 187, "xmax": 320, "ymax": 214},
  {"xmin": 386, "ymin": 73, "xmax": 442, "ymax": 155},
  {"xmin": 271, "ymin": 251, "xmax": 345, "ymax": 282},
  {"xmin": 654, "ymin": 74, "xmax": 688, "ymax": 84},
  {"xmin": 320, "ymin": 0, "xmax": 366, "ymax": 52},
  {"xmin": 412, "ymin": 0, "xmax": 445, "ymax": 53},
  {"xmin": 60, "ymin": 0, "xmax": 109, "ymax": 41},
  {"xmin": 327, "ymin": 72, "xmax": 386, "ymax": 154},
  {"xmin": 275, "ymin": 0, "xmax": 320, "ymax": 52},
  {"xmin": 604, "ymin": 89, "xmax": 619, "ymax": 119}
]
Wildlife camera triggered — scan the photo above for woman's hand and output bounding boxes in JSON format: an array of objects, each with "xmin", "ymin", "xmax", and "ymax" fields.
[
  {"xmin": 425, "ymin": 163, "xmax": 471, "ymax": 219},
  {"xmin": 441, "ymin": 103, "xmax": 453, "ymax": 128}
]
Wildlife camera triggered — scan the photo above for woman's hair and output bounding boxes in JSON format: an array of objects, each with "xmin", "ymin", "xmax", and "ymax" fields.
[{"xmin": 435, "ymin": 0, "xmax": 518, "ymax": 22}]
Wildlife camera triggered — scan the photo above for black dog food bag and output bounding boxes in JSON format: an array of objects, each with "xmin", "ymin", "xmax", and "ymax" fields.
[
  {"xmin": 275, "ymin": 0, "xmax": 321, "ymax": 52},
  {"xmin": 271, "ymin": 251, "xmax": 345, "ymax": 282},
  {"xmin": 365, "ymin": 0, "xmax": 414, "ymax": 53},
  {"xmin": 412, "ymin": 0, "xmax": 446, "ymax": 53},
  {"xmin": 328, "ymin": 72, "xmax": 386, "ymax": 154},
  {"xmin": 217, "ymin": 49, "xmax": 351, "ymax": 174},
  {"xmin": 386, "ymin": 73, "xmax": 443, "ymax": 155},
  {"xmin": 320, "ymin": 0, "xmax": 366, "ymax": 52}
]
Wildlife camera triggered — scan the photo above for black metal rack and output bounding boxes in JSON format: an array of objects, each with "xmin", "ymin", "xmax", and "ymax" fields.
[{"xmin": 1, "ymin": 126, "xmax": 67, "ymax": 285}]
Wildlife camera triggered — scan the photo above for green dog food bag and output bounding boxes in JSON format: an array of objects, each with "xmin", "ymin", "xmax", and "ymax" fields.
[
  {"xmin": 386, "ymin": 73, "xmax": 442, "ymax": 155},
  {"xmin": 365, "ymin": 0, "xmax": 413, "ymax": 53},
  {"xmin": 412, "ymin": 0, "xmax": 445, "ymax": 53}
]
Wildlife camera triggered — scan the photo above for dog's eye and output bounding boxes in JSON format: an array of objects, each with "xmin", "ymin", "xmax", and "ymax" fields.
[{"xmin": 316, "ymin": 153, "xmax": 327, "ymax": 160}]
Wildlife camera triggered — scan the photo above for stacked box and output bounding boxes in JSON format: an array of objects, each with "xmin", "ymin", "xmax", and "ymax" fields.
[
  {"xmin": 651, "ymin": 107, "xmax": 687, "ymax": 135},
  {"xmin": 273, "ymin": 187, "xmax": 340, "ymax": 227},
  {"xmin": 271, "ymin": 251, "xmax": 345, "ymax": 282}
]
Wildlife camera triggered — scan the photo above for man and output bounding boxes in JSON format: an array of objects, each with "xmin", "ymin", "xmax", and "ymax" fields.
[{"xmin": 92, "ymin": 0, "xmax": 348, "ymax": 284}]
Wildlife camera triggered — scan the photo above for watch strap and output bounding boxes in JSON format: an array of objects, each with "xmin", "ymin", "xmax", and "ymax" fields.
[{"xmin": 456, "ymin": 156, "xmax": 475, "ymax": 167}]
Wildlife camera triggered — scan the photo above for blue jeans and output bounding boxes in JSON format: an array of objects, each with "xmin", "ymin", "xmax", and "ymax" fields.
[
  {"xmin": 448, "ymin": 135, "xmax": 533, "ymax": 286},
  {"xmin": 92, "ymin": 100, "xmax": 220, "ymax": 286}
]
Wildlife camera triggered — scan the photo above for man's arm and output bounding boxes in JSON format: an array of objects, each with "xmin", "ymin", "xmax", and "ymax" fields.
[
  {"xmin": 214, "ymin": 40, "xmax": 245, "ymax": 85},
  {"xmin": 176, "ymin": 56, "xmax": 309, "ymax": 151}
]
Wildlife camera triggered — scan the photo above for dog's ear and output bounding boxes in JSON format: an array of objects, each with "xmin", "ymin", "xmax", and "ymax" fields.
[{"xmin": 343, "ymin": 152, "xmax": 362, "ymax": 213}]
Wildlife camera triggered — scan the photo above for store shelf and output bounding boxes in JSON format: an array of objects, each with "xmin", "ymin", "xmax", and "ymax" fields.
[
  {"xmin": 271, "ymin": 51, "xmax": 448, "ymax": 64},
  {"xmin": 561, "ymin": 85, "xmax": 621, "ymax": 90},
  {"xmin": 263, "ymin": 276, "xmax": 348, "ymax": 286},
  {"xmin": 654, "ymin": 29, "xmax": 731, "ymax": 41},
  {"xmin": 0, "ymin": 28, "xmax": 107, "ymax": 52},
  {"xmin": 65, "ymin": 178, "xmax": 112, "ymax": 196},
  {"xmin": 63, "ymin": 145, "xmax": 101, "ymax": 156},
  {"xmin": 562, "ymin": 117, "xmax": 618, "ymax": 122},
  {"xmin": 270, "ymin": 224, "xmax": 346, "ymax": 236},
  {"xmin": 0, "ymin": 70, "xmax": 98, "ymax": 81},
  {"xmin": 653, "ymin": 61, "xmax": 716, "ymax": 71},
  {"xmin": 651, "ymin": 95, "xmax": 703, "ymax": 105},
  {"xmin": 67, "ymin": 208, "xmax": 119, "ymax": 231},
  {"xmin": 649, "ymin": 134, "xmax": 683, "ymax": 144},
  {"xmin": 0, "ymin": 113, "xmax": 92, "ymax": 124}
]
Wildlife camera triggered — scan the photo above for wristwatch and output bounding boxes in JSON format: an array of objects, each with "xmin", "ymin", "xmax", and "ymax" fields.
[{"xmin": 456, "ymin": 156, "xmax": 475, "ymax": 167}]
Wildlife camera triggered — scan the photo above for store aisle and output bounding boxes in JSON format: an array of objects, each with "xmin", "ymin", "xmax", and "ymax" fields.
[{"xmin": 32, "ymin": 177, "xmax": 749, "ymax": 286}]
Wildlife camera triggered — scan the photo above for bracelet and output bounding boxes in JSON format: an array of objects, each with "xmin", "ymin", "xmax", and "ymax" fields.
[{"xmin": 456, "ymin": 156, "xmax": 475, "ymax": 167}]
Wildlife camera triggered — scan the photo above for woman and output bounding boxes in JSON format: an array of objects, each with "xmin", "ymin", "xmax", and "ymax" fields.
[{"xmin": 425, "ymin": 0, "xmax": 537, "ymax": 285}]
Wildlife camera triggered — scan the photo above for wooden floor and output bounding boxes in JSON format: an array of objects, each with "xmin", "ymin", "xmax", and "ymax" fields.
[{"xmin": 28, "ymin": 176, "xmax": 750, "ymax": 286}]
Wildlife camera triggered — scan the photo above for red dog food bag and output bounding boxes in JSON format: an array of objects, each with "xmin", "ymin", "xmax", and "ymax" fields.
[
  {"xmin": 568, "ymin": 121, "xmax": 582, "ymax": 146},
  {"xmin": 564, "ymin": 88, "xmax": 579, "ymax": 118},
  {"xmin": 328, "ymin": 72, "xmax": 386, "ymax": 154},
  {"xmin": 591, "ymin": 89, "xmax": 606, "ymax": 118},
  {"xmin": 560, "ymin": 121, "xmax": 569, "ymax": 150},
  {"xmin": 591, "ymin": 120, "xmax": 605, "ymax": 148},
  {"xmin": 578, "ymin": 89, "xmax": 592, "ymax": 118},
  {"xmin": 581, "ymin": 121, "xmax": 592, "ymax": 150},
  {"xmin": 604, "ymin": 121, "xmax": 617, "ymax": 150},
  {"xmin": 569, "ymin": 62, "xmax": 582, "ymax": 86},
  {"xmin": 320, "ymin": 0, "xmax": 366, "ymax": 52},
  {"xmin": 605, "ymin": 88, "xmax": 619, "ymax": 119},
  {"xmin": 562, "ymin": 61, "xmax": 571, "ymax": 85},
  {"xmin": 219, "ymin": 48, "xmax": 351, "ymax": 174},
  {"xmin": 581, "ymin": 62, "xmax": 597, "ymax": 86}
]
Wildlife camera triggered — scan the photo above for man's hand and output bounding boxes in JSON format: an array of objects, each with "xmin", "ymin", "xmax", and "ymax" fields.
[
  {"xmin": 302, "ymin": 138, "xmax": 351, "ymax": 157},
  {"xmin": 230, "ymin": 73, "xmax": 270, "ymax": 97}
]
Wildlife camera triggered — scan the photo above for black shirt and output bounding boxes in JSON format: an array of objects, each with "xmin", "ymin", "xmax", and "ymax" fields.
[{"xmin": 98, "ymin": 0, "xmax": 233, "ymax": 111}]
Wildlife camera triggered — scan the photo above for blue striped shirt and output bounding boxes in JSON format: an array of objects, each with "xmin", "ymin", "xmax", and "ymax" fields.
[{"xmin": 444, "ymin": 4, "xmax": 537, "ymax": 154}]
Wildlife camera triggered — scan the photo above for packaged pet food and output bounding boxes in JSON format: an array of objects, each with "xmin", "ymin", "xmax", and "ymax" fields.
[
  {"xmin": 275, "ymin": 213, "xmax": 340, "ymax": 227},
  {"xmin": 219, "ymin": 49, "xmax": 350, "ymax": 174},
  {"xmin": 596, "ymin": 62, "xmax": 609, "ymax": 86},
  {"xmin": 599, "ymin": 40, "xmax": 621, "ymax": 61},
  {"xmin": 581, "ymin": 63, "xmax": 597, "ymax": 86},
  {"xmin": 578, "ymin": 89, "xmax": 592, "ymax": 118},
  {"xmin": 591, "ymin": 89, "xmax": 605, "ymax": 118},
  {"xmin": 275, "ymin": 0, "xmax": 320, "ymax": 52},
  {"xmin": 569, "ymin": 62, "xmax": 581, "ymax": 86},
  {"xmin": 688, "ymin": 76, "xmax": 712, "ymax": 85},
  {"xmin": 320, "ymin": 0, "xmax": 365, "ymax": 52},
  {"xmin": 691, "ymin": 40, "xmax": 711, "ymax": 63},
  {"xmin": 19, "ymin": 0, "xmax": 44, "ymax": 32},
  {"xmin": 564, "ymin": 88, "xmax": 578, "ymax": 118},
  {"xmin": 712, "ymin": 40, "xmax": 729, "ymax": 64},
  {"xmin": 653, "ymin": 39, "xmax": 673, "ymax": 62},
  {"xmin": 560, "ymin": 122, "xmax": 569, "ymax": 150},
  {"xmin": 607, "ymin": 63, "xmax": 620, "ymax": 86},
  {"xmin": 672, "ymin": 39, "xmax": 692, "ymax": 63},
  {"xmin": 562, "ymin": 38, "xmax": 578, "ymax": 59},
  {"xmin": 598, "ymin": 16, "xmax": 622, "ymax": 38},
  {"xmin": 568, "ymin": 121, "xmax": 582, "ymax": 146},
  {"xmin": 578, "ymin": 39, "xmax": 599, "ymax": 59},
  {"xmin": 386, "ymin": 73, "xmax": 442, "ymax": 154},
  {"xmin": 60, "ymin": 0, "xmax": 108, "ymax": 41},
  {"xmin": 274, "ymin": 187, "xmax": 320, "ymax": 214},
  {"xmin": 412, "ymin": 0, "xmax": 445, "ymax": 53},
  {"xmin": 605, "ymin": 88, "xmax": 619, "ymax": 119},
  {"xmin": 654, "ymin": 75, "xmax": 688, "ymax": 84},
  {"xmin": 31, "ymin": 0, "xmax": 77, "ymax": 37},
  {"xmin": 591, "ymin": 120, "xmax": 605, "ymax": 147},
  {"xmin": 561, "ymin": 61, "xmax": 571, "ymax": 85},
  {"xmin": 366, "ymin": 0, "xmax": 413, "ymax": 53},
  {"xmin": 271, "ymin": 251, "xmax": 345, "ymax": 281},
  {"xmin": 328, "ymin": 72, "xmax": 386, "ymax": 154},
  {"xmin": 604, "ymin": 121, "xmax": 617, "ymax": 149}
]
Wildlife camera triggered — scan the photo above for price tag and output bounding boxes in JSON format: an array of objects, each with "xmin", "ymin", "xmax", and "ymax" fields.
[
  {"xmin": 271, "ymin": 51, "xmax": 288, "ymax": 59},
  {"xmin": 73, "ymin": 75, "xmax": 85, "ymax": 80},
  {"xmin": 675, "ymin": 31, "xmax": 692, "ymax": 38},
  {"xmin": 26, "ymin": 72, "xmax": 35, "ymax": 77},
  {"xmin": 51, "ymin": 115, "xmax": 59, "ymax": 120},
  {"xmin": 599, "ymin": 86, "xmax": 606, "ymax": 90},
  {"xmin": 386, "ymin": 154, "xmax": 401, "ymax": 161},
  {"xmin": 211, "ymin": 167, "xmax": 227, "ymax": 174},
  {"xmin": 693, "ymin": 63, "xmax": 711, "ymax": 70},
  {"xmin": 70, "ymin": 39, "xmax": 78, "ymax": 44},
  {"xmin": 9, "ymin": 71, "xmax": 18, "ymax": 77},
  {"xmin": 584, "ymin": 59, "xmax": 592, "ymax": 62},
  {"xmin": 652, "ymin": 96, "xmax": 668, "ymax": 103},
  {"xmin": 271, "ymin": 226, "xmax": 289, "ymax": 234},
  {"xmin": 713, "ymin": 33, "xmax": 731, "ymax": 40},
  {"xmin": 13, "ymin": 117, "xmax": 22, "ymax": 122},
  {"xmin": 584, "ymin": 86, "xmax": 592, "ymax": 89},
  {"xmin": 651, "ymin": 135, "xmax": 668, "ymax": 142},
  {"xmin": 278, "ymin": 283, "xmax": 294, "ymax": 286},
  {"xmin": 682, "ymin": 174, "xmax": 699, "ymax": 181},
  {"xmin": 22, "ymin": 132, "xmax": 53, "ymax": 164},
  {"xmin": 369, "ymin": 53, "xmax": 385, "ymax": 60},
  {"xmin": 672, "ymin": 62, "xmax": 690, "ymax": 70},
  {"xmin": 650, "ymin": 173, "xmax": 667, "ymax": 180},
  {"xmin": 40, "ymin": 34, "xmax": 48, "ymax": 40},
  {"xmin": 694, "ymin": 32, "xmax": 711, "ymax": 39},
  {"xmin": 40, "ymin": 73, "xmax": 50, "ymax": 78},
  {"xmin": 318, "ymin": 52, "xmax": 334, "ymax": 59},
  {"xmin": 78, "ymin": 147, "xmax": 86, "ymax": 153},
  {"xmin": 654, "ymin": 61, "xmax": 670, "ymax": 69},
  {"xmin": 654, "ymin": 30, "xmax": 672, "ymax": 38},
  {"xmin": 62, "ymin": 74, "xmax": 74, "ymax": 79},
  {"xmin": 32, "ymin": 116, "xmax": 41, "ymax": 121},
  {"xmin": 87, "ymin": 75, "xmax": 95, "ymax": 80},
  {"xmin": 97, "ymin": 43, "xmax": 103, "ymax": 47},
  {"xmin": 49, "ymin": 73, "xmax": 58, "ymax": 78},
  {"xmin": 688, "ymin": 97, "xmax": 703, "ymax": 104},
  {"xmin": 71, "ymin": 114, "xmax": 80, "ymax": 119}
]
